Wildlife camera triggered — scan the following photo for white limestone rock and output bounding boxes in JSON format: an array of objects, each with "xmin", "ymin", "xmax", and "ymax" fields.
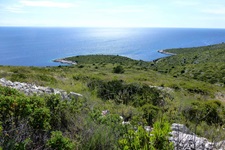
[
  {"xmin": 171, "ymin": 123, "xmax": 192, "ymax": 134},
  {"xmin": 69, "ymin": 92, "xmax": 83, "ymax": 99},
  {"xmin": 0, "ymin": 78, "xmax": 82, "ymax": 100}
]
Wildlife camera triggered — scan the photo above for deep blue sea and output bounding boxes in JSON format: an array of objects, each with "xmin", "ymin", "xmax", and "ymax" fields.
[{"xmin": 0, "ymin": 27, "xmax": 225, "ymax": 66}]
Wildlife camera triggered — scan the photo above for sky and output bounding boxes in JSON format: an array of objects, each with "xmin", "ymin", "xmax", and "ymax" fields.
[{"xmin": 0, "ymin": 0, "xmax": 225, "ymax": 28}]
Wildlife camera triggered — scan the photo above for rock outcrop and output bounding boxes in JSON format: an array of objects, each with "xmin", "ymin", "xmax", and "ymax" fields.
[
  {"xmin": 0, "ymin": 78, "xmax": 82, "ymax": 100},
  {"xmin": 53, "ymin": 59, "xmax": 77, "ymax": 65},
  {"xmin": 170, "ymin": 123, "xmax": 225, "ymax": 150}
]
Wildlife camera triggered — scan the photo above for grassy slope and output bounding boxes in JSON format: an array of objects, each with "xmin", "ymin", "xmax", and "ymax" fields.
[
  {"xmin": 0, "ymin": 54, "xmax": 223, "ymax": 104},
  {"xmin": 1, "ymin": 49, "xmax": 225, "ymax": 142},
  {"xmin": 152, "ymin": 43, "xmax": 225, "ymax": 86}
]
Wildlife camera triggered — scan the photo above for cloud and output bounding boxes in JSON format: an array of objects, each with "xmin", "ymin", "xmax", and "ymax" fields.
[
  {"xmin": 6, "ymin": 6, "xmax": 26, "ymax": 13},
  {"xmin": 173, "ymin": 1, "xmax": 199, "ymax": 6},
  {"xmin": 0, "ymin": 4, "xmax": 26, "ymax": 14},
  {"xmin": 20, "ymin": 0, "xmax": 75, "ymax": 8},
  {"xmin": 202, "ymin": 8, "xmax": 225, "ymax": 15},
  {"xmin": 97, "ymin": 7, "xmax": 144, "ymax": 14}
]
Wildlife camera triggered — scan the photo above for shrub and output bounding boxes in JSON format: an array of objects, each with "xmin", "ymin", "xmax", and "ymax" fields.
[
  {"xmin": 47, "ymin": 131, "xmax": 75, "ymax": 150},
  {"xmin": 29, "ymin": 108, "xmax": 51, "ymax": 130},
  {"xmin": 141, "ymin": 104, "xmax": 160, "ymax": 126},
  {"xmin": 183, "ymin": 100, "xmax": 224, "ymax": 125},
  {"xmin": 150, "ymin": 119, "xmax": 174, "ymax": 150},
  {"xmin": 87, "ymin": 80, "xmax": 164, "ymax": 106},
  {"xmin": 119, "ymin": 119, "xmax": 173, "ymax": 150},
  {"xmin": 113, "ymin": 65, "xmax": 124, "ymax": 74}
]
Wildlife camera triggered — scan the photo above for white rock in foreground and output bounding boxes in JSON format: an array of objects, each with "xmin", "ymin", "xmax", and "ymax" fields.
[
  {"xmin": 0, "ymin": 78, "xmax": 82, "ymax": 100},
  {"xmin": 170, "ymin": 123, "xmax": 225, "ymax": 150}
]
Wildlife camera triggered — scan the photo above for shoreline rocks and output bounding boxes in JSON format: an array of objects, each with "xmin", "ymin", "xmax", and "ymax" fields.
[
  {"xmin": 53, "ymin": 58, "xmax": 77, "ymax": 65},
  {"xmin": 0, "ymin": 78, "xmax": 82, "ymax": 100},
  {"xmin": 158, "ymin": 50, "xmax": 177, "ymax": 56}
]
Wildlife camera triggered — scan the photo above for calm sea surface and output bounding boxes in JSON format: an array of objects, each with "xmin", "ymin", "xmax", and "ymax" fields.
[{"xmin": 0, "ymin": 27, "xmax": 225, "ymax": 66}]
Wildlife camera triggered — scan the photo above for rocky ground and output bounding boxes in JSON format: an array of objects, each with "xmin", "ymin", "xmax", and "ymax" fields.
[
  {"xmin": 0, "ymin": 78, "xmax": 82, "ymax": 100},
  {"xmin": 170, "ymin": 123, "xmax": 225, "ymax": 150}
]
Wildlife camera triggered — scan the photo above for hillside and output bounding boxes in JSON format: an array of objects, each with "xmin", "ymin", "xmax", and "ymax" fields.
[
  {"xmin": 152, "ymin": 43, "xmax": 225, "ymax": 85},
  {"xmin": 1, "ymin": 45, "xmax": 225, "ymax": 149}
]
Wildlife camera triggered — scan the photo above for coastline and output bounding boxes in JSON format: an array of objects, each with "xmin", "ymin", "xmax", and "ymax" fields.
[
  {"xmin": 53, "ymin": 51, "xmax": 176, "ymax": 65},
  {"xmin": 158, "ymin": 50, "xmax": 177, "ymax": 56},
  {"xmin": 152, "ymin": 50, "xmax": 177, "ymax": 63},
  {"xmin": 53, "ymin": 58, "xmax": 77, "ymax": 65}
]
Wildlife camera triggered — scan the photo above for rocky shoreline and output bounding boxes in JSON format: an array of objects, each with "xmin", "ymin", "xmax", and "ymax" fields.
[
  {"xmin": 0, "ymin": 78, "xmax": 82, "ymax": 100},
  {"xmin": 53, "ymin": 58, "xmax": 77, "ymax": 65},
  {"xmin": 158, "ymin": 50, "xmax": 177, "ymax": 55}
]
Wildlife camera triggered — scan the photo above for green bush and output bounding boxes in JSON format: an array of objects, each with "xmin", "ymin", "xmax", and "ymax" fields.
[
  {"xmin": 79, "ymin": 110, "xmax": 126, "ymax": 150},
  {"xmin": 150, "ymin": 119, "xmax": 174, "ymax": 150},
  {"xmin": 113, "ymin": 65, "xmax": 125, "ymax": 74},
  {"xmin": 47, "ymin": 131, "xmax": 75, "ymax": 150},
  {"xmin": 87, "ymin": 79, "xmax": 164, "ymax": 106},
  {"xmin": 141, "ymin": 104, "xmax": 160, "ymax": 126},
  {"xmin": 29, "ymin": 107, "xmax": 51, "ymax": 130},
  {"xmin": 0, "ymin": 86, "xmax": 80, "ymax": 149},
  {"xmin": 119, "ymin": 119, "xmax": 173, "ymax": 150},
  {"xmin": 0, "ymin": 86, "xmax": 22, "ymax": 96},
  {"xmin": 45, "ymin": 95, "xmax": 63, "ymax": 130},
  {"xmin": 183, "ymin": 100, "xmax": 225, "ymax": 125}
]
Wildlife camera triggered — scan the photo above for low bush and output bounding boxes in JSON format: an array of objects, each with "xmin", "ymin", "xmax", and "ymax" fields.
[
  {"xmin": 119, "ymin": 119, "xmax": 173, "ymax": 150},
  {"xmin": 113, "ymin": 65, "xmax": 125, "ymax": 74},
  {"xmin": 47, "ymin": 131, "xmax": 75, "ymax": 150},
  {"xmin": 183, "ymin": 100, "xmax": 225, "ymax": 125},
  {"xmin": 87, "ymin": 79, "xmax": 165, "ymax": 107}
]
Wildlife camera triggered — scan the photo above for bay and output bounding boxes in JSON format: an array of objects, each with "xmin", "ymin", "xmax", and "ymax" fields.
[{"xmin": 0, "ymin": 27, "xmax": 225, "ymax": 66}]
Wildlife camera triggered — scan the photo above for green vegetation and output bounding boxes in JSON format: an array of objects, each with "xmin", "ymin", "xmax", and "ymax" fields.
[
  {"xmin": 47, "ymin": 131, "xmax": 75, "ymax": 150},
  {"xmin": 0, "ymin": 86, "xmax": 78, "ymax": 149},
  {"xmin": 153, "ymin": 43, "xmax": 225, "ymax": 85},
  {"xmin": 119, "ymin": 119, "xmax": 173, "ymax": 150},
  {"xmin": 113, "ymin": 65, "xmax": 125, "ymax": 74},
  {"xmin": 1, "ymin": 43, "xmax": 225, "ymax": 149},
  {"xmin": 65, "ymin": 54, "xmax": 145, "ymax": 66}
]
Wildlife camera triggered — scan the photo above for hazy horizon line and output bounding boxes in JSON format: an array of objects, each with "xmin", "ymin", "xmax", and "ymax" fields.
[{"xmin": 0, "ymin": 26, "xmax": 225, "ymax": 29}]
